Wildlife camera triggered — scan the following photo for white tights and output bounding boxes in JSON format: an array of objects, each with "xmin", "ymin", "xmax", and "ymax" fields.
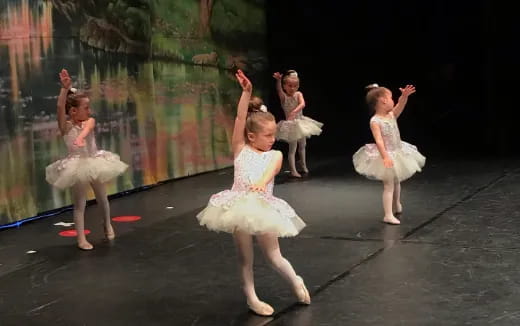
[
  {"xmin": 71, "ymin": 180, "xmax": 112, "ymax": 248},
  {"xmin": 382, "ymin": 178, "xmax": 402, "ymax": 220},
  {"xmin": 288, "ymin": 138, "xmax": 307, "ymax": 176},
  {"xmin": 233, "ymin": 231, "xmax": 300, "ymax": 305}
]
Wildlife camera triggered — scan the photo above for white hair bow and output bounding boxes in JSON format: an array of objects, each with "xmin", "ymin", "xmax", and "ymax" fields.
[{"xmin": 260, "ymin": 104, "xmax": 268, "ymax": 112}]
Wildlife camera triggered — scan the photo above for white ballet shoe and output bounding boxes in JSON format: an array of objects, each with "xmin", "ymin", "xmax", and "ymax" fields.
[
  {"xmin": 383, "ymin": 215, "xmax": 401, "ymax": 225},
  {"xmin": 294, "ymin": 276, "xmax": 311, "ymax": 305},
  {"xmin": 247, "ymin": 299, "xmax": 274, "ymax": 316},
  {"xmin": 77, "ymin": 240, "xmax": 93, "ymax": 250},
  {"xmin": 104, "ymin": 224, "xmax": 115, "ymax": 240}
]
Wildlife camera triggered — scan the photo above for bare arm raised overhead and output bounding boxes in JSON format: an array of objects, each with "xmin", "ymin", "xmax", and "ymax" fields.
[
  {"xmin": 231, "ymin": 70, "xmax": 253, "ymax": 157},
  {"xmin": 273, "ymin": 72, "xmax": 285, "ymax": 104},
  {"xmin": 57, "ymin": 69, "xmax": 72, "ymax": 136},
  {"xmin": 392, "ymin": 85, "xmax": 416, "ymax": 119}
]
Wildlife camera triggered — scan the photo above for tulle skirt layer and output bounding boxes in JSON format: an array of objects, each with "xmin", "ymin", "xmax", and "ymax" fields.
[
  {"xmin": 197, "ymin": 191, "xmax": 306, "ymax": 237},
  {"xmin": 46, "ymin": 151, "xmax": 128, "ymax": 189},
  {"xmin": 352, "ymin": 142, "xmax": 425, "ymax": 182},
  {"xmin": 276, "ymin": 116, "xmax": 323, "ymax": 142}
]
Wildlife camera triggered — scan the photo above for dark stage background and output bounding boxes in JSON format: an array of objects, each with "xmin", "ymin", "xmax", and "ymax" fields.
[{"xmin": 265, "ymin": 0, "xmax": 519, "ymax": 159}]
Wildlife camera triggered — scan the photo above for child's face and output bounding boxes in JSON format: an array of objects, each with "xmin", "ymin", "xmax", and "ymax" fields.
[
  {"xmin": 248, "ymin": 120, "xmax": 276, "ymax": 152},
  {"xmin": 71, "ymin": 98, "xmax": 91, "ymax": 121},
  {"xmin": 379, "ymin": 89, "xmax": 394, "ymax": 112},
  {"xmin": 283, "ymin": 79, "xmax": 299, "ymax": 96}
]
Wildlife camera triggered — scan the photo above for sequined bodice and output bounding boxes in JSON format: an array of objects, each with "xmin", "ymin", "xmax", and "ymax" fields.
[
  {"xmin": 63, "ymin": 122, "xmax": 98, "ymax": 157},
  {"xmin": 282, "ymin": 93, "xmax": 303, "ymax": 119},
  {"xmin": 232, "ymin": 146, "xmax": 275, "ymax": 194},
  {"xmin": 371, "ymin": 115, "xmax": 402, "ymax": 152}
]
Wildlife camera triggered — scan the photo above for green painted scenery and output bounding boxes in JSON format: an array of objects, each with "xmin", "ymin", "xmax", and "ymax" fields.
[{"xmin": 0, "ymin": 0, "xmax": 267, "ymax": 226}]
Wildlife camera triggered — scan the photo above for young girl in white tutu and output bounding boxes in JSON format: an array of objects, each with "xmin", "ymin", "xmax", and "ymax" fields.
[
  {"xmin": 273, "ymin": 70, "xmax": 323, "ymax": 177},
  {"xmin": 46, "ymin": 69, "xmax": 128, "ymax": 250},
  {"xmin": 197, "ymin": 70, "xmax": 310, "ymax": 316},
  {"xmin": 353, "ymin": 83, "xmax": 425, "ymax": 225}
]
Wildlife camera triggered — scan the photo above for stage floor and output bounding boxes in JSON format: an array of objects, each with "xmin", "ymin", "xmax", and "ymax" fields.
[{"xmin": 1, "ymin": 156, "xmax": 519, "ymax": 325}]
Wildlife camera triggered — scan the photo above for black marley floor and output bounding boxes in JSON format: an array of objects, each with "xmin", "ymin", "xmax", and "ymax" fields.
[{"xmin": 1, "ymin": 156, "xmax": 519, "ymax": 326}]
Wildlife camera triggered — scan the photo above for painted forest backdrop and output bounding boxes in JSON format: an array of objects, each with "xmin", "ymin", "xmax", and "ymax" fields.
[{"xmin": 0, "ymin": 0, "xmax": 267, "ymax": 226}]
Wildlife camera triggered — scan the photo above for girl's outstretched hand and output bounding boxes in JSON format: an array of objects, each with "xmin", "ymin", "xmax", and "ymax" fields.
[
  {"xmin": 399, "ymin": 84, "xmax": 416, "ymax": 97},
  {"xmin": 235, "ymin": 69, "xmax": 252, "ymax": 93},
  {"xmin": 273, "ymin": 72, "xmax": 282, "ymax": 80},
  {"xmin": 59, "ymin": 69, "xmax": 72, "ymax": 89}
]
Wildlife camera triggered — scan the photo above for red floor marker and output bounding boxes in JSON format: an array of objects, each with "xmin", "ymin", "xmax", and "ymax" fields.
[
  {"xmin": 59, "ymin": 230, "xmax": 91, "ymax": 237},
  {"xmin": 112, "ymin": 215, "xmax": 142, "ymax": 222}
]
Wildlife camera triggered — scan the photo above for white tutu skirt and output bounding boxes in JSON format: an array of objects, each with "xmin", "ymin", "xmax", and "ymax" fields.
[
  {"xmin": 46, "ymin": 150, "xmax": 128, "ymax": 189},
  {"xmin": 197, "ymin": 191, "xmax": 306, "ymax": 237},
  {"xmin": 276, "ymin": 116, "xmax": 323, "ymax": 143},
  {"xmin": 353, "ymin": 142, "xmax": 426, "ymax": 182}
]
